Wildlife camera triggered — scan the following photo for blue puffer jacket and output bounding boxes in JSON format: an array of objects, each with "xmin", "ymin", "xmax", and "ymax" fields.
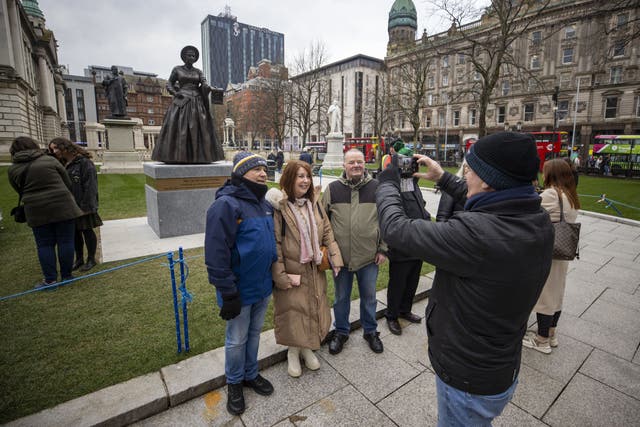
[{"xmin": 205, "ymin": 179, "xmax": 277, "ymax": 307}]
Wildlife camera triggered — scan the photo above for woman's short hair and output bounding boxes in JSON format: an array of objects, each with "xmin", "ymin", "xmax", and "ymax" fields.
[
  {"xmin": 279, "ymin": 160, "xmax": 314, "ymax": 202},
  {"xmin": 10, "ymin": 136, "xmax": 40, "ymax": 156}
]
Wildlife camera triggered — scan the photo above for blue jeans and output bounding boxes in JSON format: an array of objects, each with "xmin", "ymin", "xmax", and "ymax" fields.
[
  {"xmin": 333, "ymin": 262, "xmax": 379, "ymax": 335},
  {"xmin": 32, "ymin": 219, "xmax": 76, "ymax": 282},
  {"xmin": 225, "ymin": 296, "xmax": 270, "ymax": 384},
  {"xmin": 436, "ymin": 375, "xmax": 517, "ymax": 427}
]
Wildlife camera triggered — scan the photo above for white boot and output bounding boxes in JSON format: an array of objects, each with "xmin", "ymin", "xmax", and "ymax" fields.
[
  {"xmin": 300, "ymin": 348, "xmax": 320, "ymax": 370},
  {"xmin": 287, "ymin": 347, "xmax": 302, "ymax": 377}
]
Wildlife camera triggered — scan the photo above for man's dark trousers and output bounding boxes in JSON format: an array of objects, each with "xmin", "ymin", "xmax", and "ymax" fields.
[{"xmin": 386, "ymin": 259, "xmax": 422, "ymax": 319}]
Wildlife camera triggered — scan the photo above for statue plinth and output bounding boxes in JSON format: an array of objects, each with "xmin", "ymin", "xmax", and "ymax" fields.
[
  {"xmin": 144, "ymin": 162, "xmax": 232, "ymax": 238},
  {"xmin": 321, "ymin": 133, "xmax": 345, "ymax": 170},
  {"xmin": 101, "ymin": 119, "xmax": 143, "ymax": 174}
]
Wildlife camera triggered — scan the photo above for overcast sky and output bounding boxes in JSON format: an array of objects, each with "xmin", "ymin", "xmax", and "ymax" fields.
[{"xmin": 36, "ymin": 0, "xmax": 469, "ymax": 80}]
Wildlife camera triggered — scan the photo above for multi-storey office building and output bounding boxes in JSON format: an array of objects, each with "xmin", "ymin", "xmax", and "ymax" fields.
[
  {"xmin": 61, "ymin": 74, "xmax": 96, "ymax": 143},
  {"xmin": 201, "ymin": 9, "xmax": 285, "ymax": 90},
  {"xmin": 385, "ymin": 0, "xmax": 640, "ymax": 159}
]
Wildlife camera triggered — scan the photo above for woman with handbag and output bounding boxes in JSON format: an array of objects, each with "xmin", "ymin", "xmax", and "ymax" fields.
[
  {"xmin": 49, "ymin": 138, "xmax": 103, "ymax": 272},
  {"xmin": 8, "ymin": 137, "xmax": 83, "ymax": 288},
  {"xmin": 266, "ymin": 160, "xmax": 343, "ymax": 378},
  {"xmin": 523, "ymin": 159, "xmax": 580, "ymax": 354}
]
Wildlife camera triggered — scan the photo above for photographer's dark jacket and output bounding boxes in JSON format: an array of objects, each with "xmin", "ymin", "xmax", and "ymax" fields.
[
  {"xmin": 66, "ymin": 156, "xmax": 99, "ymax": 213},
  {"xmin": 8, "ymin": 150, "xmax": 82, "ymax": 227},
  {"xmin": 376, "ymin": 173, "xmax": 553, "ymax": 395},
  {"xmin": 435, "ymin": 172, "xmax": 467, "ymax": 222},
  {"xmin": 387, "ymin": 177, "xmax": 430, "ymax": 261}
]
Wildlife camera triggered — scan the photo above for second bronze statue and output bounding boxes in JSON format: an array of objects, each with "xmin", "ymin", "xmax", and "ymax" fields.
[{"xmin": 151, "ymin": 45, "xmax": 224, "ymax": 164}]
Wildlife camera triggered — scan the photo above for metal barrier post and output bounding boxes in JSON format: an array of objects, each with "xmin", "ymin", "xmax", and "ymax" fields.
[{"xmin": 167, "ymin": 252, "xmax": 182, "ymax": 353}]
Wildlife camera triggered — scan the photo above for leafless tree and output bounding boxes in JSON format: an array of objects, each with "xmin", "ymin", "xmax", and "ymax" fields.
[
  {"xmin": 253, "ymin": 69, "xmax": 291, "ymax": 149},
  {"xmin": 362, "ymin": 70, "xmax": 394, "ymax": 140},
  {"xmin": 289, "ymin": 41, "xmax": 329, "ymax": 145},
  {"xmin": 428, "ymin": 0, "xmax": 553, "ymax": 137}
]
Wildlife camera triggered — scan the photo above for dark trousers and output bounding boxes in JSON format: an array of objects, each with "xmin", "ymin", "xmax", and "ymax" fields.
[
  {"xmin": 75, "ymin": 228, "xmax": 97, "ymax": 262},
  {"xmin": 32, "ymin": 219, "xmax": 75, "ymax": 282},
  {"xmin": 385, "ymin": 259, "xmax": 422, "ymax": 319},
  {"xmin": 537, "ymin": 311, "xmax": 562, "ymax": 337}
]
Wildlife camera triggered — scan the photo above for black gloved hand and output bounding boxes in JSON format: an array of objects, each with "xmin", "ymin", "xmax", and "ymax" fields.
[
  {"xmin": 376, "ymin": 156, "xmax": 401, "ymax": 186},
  {"xmin": 219, "ymin": 292, "xmax": 242, "ymax": 320}
]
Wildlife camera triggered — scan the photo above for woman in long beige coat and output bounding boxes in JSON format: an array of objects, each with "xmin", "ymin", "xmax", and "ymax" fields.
[
  {"xmin": 523, "ymin": 159, "xmax": 579, "ymax": 354},
  {"xmin": 266, "ymin": 160, "xmax": 343, "ymax": 378}
]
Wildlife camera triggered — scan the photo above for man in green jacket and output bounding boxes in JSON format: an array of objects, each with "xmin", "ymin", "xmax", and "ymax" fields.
[{"xmin": 322, "ymin": 149, "xmax": 387, "ymax": 354}]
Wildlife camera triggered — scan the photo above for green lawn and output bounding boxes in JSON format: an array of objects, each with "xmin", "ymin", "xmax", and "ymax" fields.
[{"xmin": 0, "ymin": 166, "xmax": 433, "ymax": 423}]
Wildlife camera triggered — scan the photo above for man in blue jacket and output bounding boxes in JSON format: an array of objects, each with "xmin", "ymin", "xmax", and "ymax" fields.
[
  {"xmin": 205, "ymin": 152, "xmax": 277, "ymax": 416},
  {"xmin": 376, "ymin": 132, "xmax": 554, "ymax": 426}
]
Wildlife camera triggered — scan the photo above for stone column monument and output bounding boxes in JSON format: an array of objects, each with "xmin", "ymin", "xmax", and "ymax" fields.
[{"xmin": 322, "ymin": 99, "xmax": 345, "ymax": 169}]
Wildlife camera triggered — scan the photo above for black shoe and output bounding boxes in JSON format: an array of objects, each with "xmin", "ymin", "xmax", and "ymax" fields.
[
  {"xmin": 243, "ymin": 374, "xmax": 274, "ymax": 396},
  {"xmin": 328, "ymin": 333, "xmax": 349, "ymax": 355},
  {"xmin": 72, "ymin": 259, "xmax": 84, "ymax": 271},
  {"xmin": 79, "ymin": 259, "xmax": 97, "ymax": 272},
  {"xmin": 226, "ymin": 383, "xmax": 245, "ymax": 415},
  {"xmin": 399, "ymin": 312, "xmax": 422, "ymax": 323},
  {"xmin": 387, "ymin": 318, "xmax": 402, "ymax": 335},
  {"xmin": 364, "ymin": 331, "xmax": 384, "ymax": 353}
]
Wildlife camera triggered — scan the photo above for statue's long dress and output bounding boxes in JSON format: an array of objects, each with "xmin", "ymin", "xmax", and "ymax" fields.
[{"xmin": 151, "ymin": 66, "xmax": 224, "ymax": 164}]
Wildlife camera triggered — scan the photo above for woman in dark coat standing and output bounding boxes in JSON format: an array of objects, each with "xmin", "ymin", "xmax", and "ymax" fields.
[
  {"xmin": 49, "ymin": 138, "xmax": 102, "ymax": 272},
  {"xmin": 8, "ymin": 137, "xmax": 83, "ymax": 287},
  {"xmin": 151, "ymin": 45, "xmax": 224, "ymax": 164}
]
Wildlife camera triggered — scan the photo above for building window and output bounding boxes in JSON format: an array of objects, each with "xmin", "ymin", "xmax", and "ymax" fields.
[
  {"xmin": 497, "ymin": 106, "xmax": 506, "ymax": 124},
  {"xmin": 605, "ymin": 97, "xmax": 618, "ymax": 118},
  {"xmin": 453, "ymin": 110, "xmax": 460, "ymax": 126},
  {"xmin": 126, "ymin": 106, "xmax": 137, "ymax": 113},
  {"xmin": 438, "ymin": 110, "xmax": 445, "ymax": 127},
  {"xmin": 427, "ymin": 94, "xmax": 433, "ymax": 106},
  {"xmin": 528, "ymin": 78, "xmax": 538, "ymax": 92},
  {"xmin": 457, "ymin": 53, "xmax": 465, "ymax": 65},
  {"xmin": 64, "ymin": 87, "xmax": 74, "ymax": 122},
  {"xmin": 469, "ymin": 108, "xmax": 477, "ymax": 126},
  {"xmin": 610, "ymin": 66, "xmax": 623, "ymax": 84},
  {"xmin": 562, "ymin": 48, "xmax": 574, "ymax": 64},
  {"xmin": 524, "ymin": 103, "xmax": 535, "ymax": 122},
  {"xmin": 428, "ymin": 75, "xmax": 434, "ymax": 88},
  {"xmin": 612, "ymin": 40, "xmax": 625, "ymax": 57},
  {"xmin": 531, "ymin": 30, "xmax": 542, "ymax": 45},
  {"xmin": 425, "ymin": 111, "xmax": 431, "ymax": 128},
  {"xmin": 147, "ymin": 96, "xmax": 154, "ymax": 102},
  {"xmin": 75, "ymin": 89, "xmax": 86, "ymax": 123},
  {"xmin": 530, "ymin": 54, "xmax": 541, "ymax": 69},
  {"xmin": 558, "ymin": 100, "xmax": 569, "ymax": 121},
  {"xmin": 617, "ymin": 13, "xmax": 628, "ymax": 28},
  {"xmin": 474, "ymin": 71, "xmax": 481, "ymax": 81},
  {"xmin": 442, "ymin": 55, "xmax": 449, "ymax": 67},
  {"xmin": 636, "ymin": 96, "xmax": 640, "ymax": 117},
  {"xmin": 502, "ymin": 81, "xmax": 510, "ymax": 96},
  {"xmin": 147, "ymin": 108, "xmax": 154, "ymax": 114},
  {"xmin": 148, "ymin": 119, "xmax": 155, "ymax": 125},
  {"xmin": 559, "ymin": 73, "xmax": 571, "ymax": 89},
  {"xmin": 565, "ymin": 25, "xmax": 576, "ymax": 39},
  {"xmin": 442, "ymin": 74, "xmax": 449, "ymax": 86}
]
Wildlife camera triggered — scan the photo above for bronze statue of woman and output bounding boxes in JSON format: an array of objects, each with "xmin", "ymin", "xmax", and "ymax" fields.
[{"xmin": 152, "ymin": 45, "xmax": 224, "ymax": 164}]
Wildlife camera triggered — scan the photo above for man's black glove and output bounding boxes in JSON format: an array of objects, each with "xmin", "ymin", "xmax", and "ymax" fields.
[
  {"xmin": 376, "ymin": 156, "xmax": 401, "ymax": 186},
  {"xmin": 219, "ymin": 292, "xmax": 242, "ymax": 320}
]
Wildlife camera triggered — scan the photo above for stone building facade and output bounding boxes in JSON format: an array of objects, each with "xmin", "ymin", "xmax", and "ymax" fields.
[
  {"xmin": 0, "ymin": 0, "xmax": 67, "ymax": 156},
  {"xmin": 385, "ymin": 0, "xmax": 640, "ymax": 159}
]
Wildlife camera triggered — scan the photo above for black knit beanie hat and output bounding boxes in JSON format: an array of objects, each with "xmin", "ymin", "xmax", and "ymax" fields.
[
  {"xmin": 232, "ymin": 152, "xmax": 267, "ymax": 177},
  {"xmin": 465, "ymin": 132, "xmax": 539, "ymax": 190}
]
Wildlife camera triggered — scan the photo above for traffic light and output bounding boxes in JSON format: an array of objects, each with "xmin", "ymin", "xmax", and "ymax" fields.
[{"xmin": 552, "ymin": 86, "xmax": 559, "ymax": 104}]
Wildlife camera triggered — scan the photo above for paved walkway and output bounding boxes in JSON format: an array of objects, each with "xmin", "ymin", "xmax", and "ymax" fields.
[{"xmin": 9, "ymin": 186, "xmax": 640, "ymax": 426}]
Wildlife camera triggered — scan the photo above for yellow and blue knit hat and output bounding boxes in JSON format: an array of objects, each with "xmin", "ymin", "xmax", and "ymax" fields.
[{"xmin": 232, "ymin": 152, "xmax": 267, "ymax": 177}]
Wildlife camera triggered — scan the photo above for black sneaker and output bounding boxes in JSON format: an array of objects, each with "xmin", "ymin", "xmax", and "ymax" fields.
[
  {"xmin": 243, "ymin": 374, "xmax": 274, "ymax": 396},
  {"xmin": 387, "ymin": 318, "xmax": 402, "ymax": 335},
  {"xmin": 364, "ymin": 331, "xmax": 384, "ymax": 353},
  {"xmin": 79, "ymin": 259, "xmax": 97, "ymax": 272},
  {"xmin": 226, "ymin": 383, "xmax": 245, "ymax": 415},
  {"xmin": 328, "ymin": 333, "xmax": 349, "ymax": 355},
  {"xmin": 72, "ymin": 259, "xmax": 84, "ymax": 271}
]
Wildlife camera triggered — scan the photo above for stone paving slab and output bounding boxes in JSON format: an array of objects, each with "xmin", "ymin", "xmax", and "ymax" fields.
[
  {"xmin": 494, "ymin": 403, "xmax": 548, "ymax": 427},
  {"xmin": 377, "ymin": 371, "xmax": 439, "ymax": 426},
  {"xmin": 581, "ymin": 245, "xmax": 637, "ymax": 261},
  {"xmin": 294, "ymin": 384, "xmax": 395, "ymax": 426},
  {"xmin": 579, "ymin": 230, "xmax": 618, "ymax": 248},
  {"xmin": 580, "ymin": 348, "xmax": 640, "ymax": 400},
  {"xmin": 608, "ymin": 256, "xmax": 640, "ymax": 271},
  {"xmin": 511, "ymin": 364, "xmax": 564, "ymax": 419},
  {"xmin": 521, "ymin": 333, "xmax": 593, "ymax": 384},
  {"xmin": 382, "ymin": 320, "xmax": 431, "ymax": 372},
  {"xmin": 580, "ymin": 298, "xmax": 640, "ymax": 338},
  {"xmin": 318, "ymin": 322, "xmax": 421, "ymax": 404},
  {"xmin": 567, "ymin": 268, "xmax": 638, "ymax": 294},
  {"xmin": 543, "ymin": 373, "xmax": 640, "ymax": 427},
  {"xmin": 6, "ymin": 372, "xmax": 167, "ymax": 427},
  {"xmin": 559, "ymin": 312, "xmax": 639, "ymax": 361}
]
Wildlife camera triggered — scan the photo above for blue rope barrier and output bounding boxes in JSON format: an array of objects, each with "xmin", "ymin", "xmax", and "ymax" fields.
[
  {"xmin": 167, "ymin": 252, "xmax": 183, "ymax": 354},
  {"xmin": 0, "ymin": 252, "xmax": 169, "ymax": 302},
  {"xmin": 178, "ymin": 247, "xmax": 191, "ymax": 353}
]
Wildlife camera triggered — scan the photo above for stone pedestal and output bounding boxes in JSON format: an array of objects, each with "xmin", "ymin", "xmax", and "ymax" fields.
[
  {"xmin": 144, "ymin": 162, "xmax": 232, "ymax": 238},
  {"xmin": 321, "ymin": 133, "xmax": 345, "ymax": 170},
  {"xmin": 101, "ymin": 119, "xmax": 143, "ymax": 174}
]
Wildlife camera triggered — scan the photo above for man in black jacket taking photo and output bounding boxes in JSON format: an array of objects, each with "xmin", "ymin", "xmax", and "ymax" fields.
[{"xmin": 376, "ymin": 132, "xmax": 554, "ymax": 426}]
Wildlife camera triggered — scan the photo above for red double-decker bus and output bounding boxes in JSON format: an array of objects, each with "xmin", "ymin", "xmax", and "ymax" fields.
[{"xmin": 343, "ymin": 137, "xmax": 386, "ymax": 163}]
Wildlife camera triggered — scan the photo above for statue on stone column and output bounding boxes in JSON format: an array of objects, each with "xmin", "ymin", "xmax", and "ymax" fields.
[
  {"xmin": 151, "ymin": 45, "xmax": 224, "ymax": 164},
  {"xmin": 102, "ymin": 66, "xmax": 129, "ymax": 119},
  {"xmin": 328, "ymin": 99, "xmax": 341, "ymax": 134}
]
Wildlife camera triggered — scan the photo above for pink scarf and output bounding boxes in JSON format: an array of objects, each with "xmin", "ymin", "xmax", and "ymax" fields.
[{"xmin": 287, "ymin": 198, "xmax": 323, "ymax": 266}]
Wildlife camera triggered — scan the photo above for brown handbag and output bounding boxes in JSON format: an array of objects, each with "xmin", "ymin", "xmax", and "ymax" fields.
[
  {"xmin": 552, "ymin": 194, "xmax": 580, "ymax": 260},
  {"xmin": 318, "ymin": 246, "xmax": 331, "ymax": 271}
]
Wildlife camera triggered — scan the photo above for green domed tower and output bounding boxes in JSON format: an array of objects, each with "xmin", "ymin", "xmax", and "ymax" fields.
[{"xmin": 388, "ymin": 0, "xmax": 417, "ymax": 50}]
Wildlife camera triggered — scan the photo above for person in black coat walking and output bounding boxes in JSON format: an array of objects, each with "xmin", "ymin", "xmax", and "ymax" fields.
[{"xmin": 49, "ymin": 138, "xmax": 103, "ymax": 272}]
